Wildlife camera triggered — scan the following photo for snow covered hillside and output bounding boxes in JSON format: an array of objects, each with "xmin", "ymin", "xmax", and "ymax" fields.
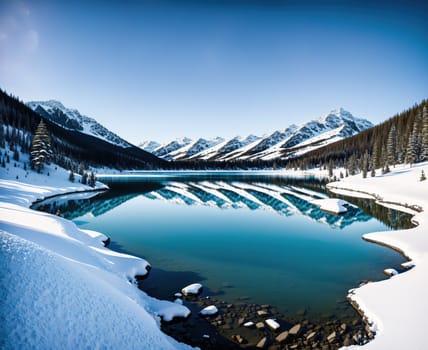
[
  {"xmin": 141, "ymin": 108, "xmax": 373, "ymax": 161},
  {"xmin": 0, "ymin": 148, "xmax": 192, "ymax": 349},
  {"xmin": 27, "ymin": 100, "xmax": 133, "ymax": 148},
  {"xmin": 327, "ymin": 162, "xmax": 428, "ymax": 350}
]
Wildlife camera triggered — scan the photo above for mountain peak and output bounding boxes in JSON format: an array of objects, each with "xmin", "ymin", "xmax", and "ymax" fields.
[
  {"xmin": 26, "ymin": 100, "xmax": 132, "ymax": 148},
  {"xmin": 142, "ymin": 108, "xmax": 373, "ymax": 161}
]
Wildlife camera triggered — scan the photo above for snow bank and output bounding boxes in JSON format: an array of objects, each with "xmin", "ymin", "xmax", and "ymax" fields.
[
  {"xmin": 327, "ymin": 162, "xmax": 428, "ymax": 350},
  {"xmin": 0, "ymin": 165, "xmax": 193, "ymax": 349}
]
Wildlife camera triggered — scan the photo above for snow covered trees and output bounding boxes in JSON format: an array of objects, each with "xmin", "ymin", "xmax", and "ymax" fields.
[
  {"xmin": 422, "ymin": 106, "xmax": 428, "ymax": 161},
  {"xmin": 30, "ymin": 120, "xmax": 52, "ymax": 172}
]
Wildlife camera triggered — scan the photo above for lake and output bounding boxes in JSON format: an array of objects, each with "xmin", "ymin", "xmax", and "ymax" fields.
[{"xmin": 33, "ymin": 172, "xmax": 411, "ymax": 322}]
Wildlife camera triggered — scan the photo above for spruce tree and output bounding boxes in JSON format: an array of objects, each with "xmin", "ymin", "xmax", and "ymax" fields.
[
  {"xmin": 405, "ymin": 121, "xmax": 417, "ymax": 166},
  {"xmin": 69, "ymin": 171, "xmax": 75, "ymax": 182},
  {"xmin": 387, "ymin": 124, "xmax": 397, "ymax": 167},
  {"xmin": 422, "ymin": 106, "xmax": 428, "ymax": 161},
  {"xmin": 362, "ymin": 151, "xmax": 369, "ymax": 178},
  {"xmin": 421, "ymin": 169, "xmax": 426, "ymax": 181},
  {"xmin": 30, "ymin": 120, "xmax": 52, "ymax": 172},
  {"xmin": 89, "ymin": 172, "xmax": 96, "ymax": 187}
]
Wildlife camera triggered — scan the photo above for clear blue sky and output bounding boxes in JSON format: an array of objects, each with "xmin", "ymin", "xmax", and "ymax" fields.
[{"xmin": 1, "ymin": 0, "xmax": 427, "ymax": 144}]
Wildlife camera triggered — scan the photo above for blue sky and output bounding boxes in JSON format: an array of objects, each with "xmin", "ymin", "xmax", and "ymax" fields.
[{"xmin": 1, "ymin": 0, "xmax": 427, "ymax": 144}]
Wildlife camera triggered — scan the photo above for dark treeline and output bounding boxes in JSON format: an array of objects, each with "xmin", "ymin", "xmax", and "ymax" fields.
[
  {"xmin": 288, "ymin": 99, "xmax": 428, "ymax": 175},
  {"xmin": 1, "ymin": 86, "xmax": 427, "ymax": 174}
]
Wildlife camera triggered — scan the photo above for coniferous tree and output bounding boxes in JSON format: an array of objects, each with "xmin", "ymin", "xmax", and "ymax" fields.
[
  {"xmin": 387, "ymin": 124, "xmax": 397, "ymax": 167},
  {"xmin": 68, "ymin": 171, "xmax": 75, "ymax": 182},
  {"xmin": 421, "ymin": 169, "xmax": 426, "ymax": 181},
  {"xmin": 0, "ymin": 124, "xmax": 4, "ymax": 148},
  {"xmin": 13, "ymin": 149, "xmax": 19, "ymax": 162},
  {"xmin": 422, "ymin": 106, "xmax": 428, "ymax": 161},
  {"xmin": 81, "ymin": 172, "xmax": 88, "ymax": 185},
  {"xmin": 405, "ymin": 120, "xmax": 417, "ymax": 166},
  {"xmin": 371, "ymin": 138, "xmax": 379, "ymax": 171},
  {"xmin": 30, "ymin": 120, "xmax": 52, "ymax": 172},
  {"xmin": 78, "ymin": 162, "xmax": 85, "ymax": 176},
  {"xmin": 362, "ymin": 151, "xmax": 369, "ymax": 178},
  {"xmin": 89, "ymin": 172, "xmax": 96, "ymax": 187}
]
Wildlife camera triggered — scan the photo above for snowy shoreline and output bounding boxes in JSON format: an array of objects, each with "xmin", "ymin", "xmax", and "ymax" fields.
[
  {"xmin": 2, "ymin": 161, "xmax": 427, "ymax": 349},
  {"xmin": 327, "ymin": 162, "xmax": 428, "ymax": 350},
  {"xmin": 0, "ymin": 164, "xmax": 194, "ymax": 349}
]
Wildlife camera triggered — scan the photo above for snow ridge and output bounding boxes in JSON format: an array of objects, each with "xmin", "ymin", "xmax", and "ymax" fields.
[
  {"xmin": 26, "ymin": 100, "xmax": 132, "ymax": 148},
  {"xmin": 140, "ymin": 108, "xmax": 373, "ymax": 161}
]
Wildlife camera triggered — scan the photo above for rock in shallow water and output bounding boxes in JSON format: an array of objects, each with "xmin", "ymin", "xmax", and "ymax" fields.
[
  {"xmin": 181, "ymin": 283, "xmax": 203, "ymax": 296},
  {"xmin": 200, "ymin": 305, "xmax": 218, "ymax": 316}
]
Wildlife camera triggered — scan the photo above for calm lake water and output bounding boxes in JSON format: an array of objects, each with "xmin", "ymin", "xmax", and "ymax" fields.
[{"xmin": 33, "ymin": 173, "xmax": 412, "ymax": 321}]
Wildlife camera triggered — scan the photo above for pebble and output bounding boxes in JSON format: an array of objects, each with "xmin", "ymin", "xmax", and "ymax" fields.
[
  {"xmin": 275, "ymin": 331, "xmax": 289, "ymax": 343},
  {"xmin": 306, "ymin": 331, "xmax": 317, "ymax": 341},
  {"xmin": 232, "ymin": 334, "xmax": 246, "ymax": 344},
  {"xmin": 256, "ymin": 336, "xmax": 267, "ymax": 349},
  {"xmin": 256, "ymin": 322, "xmax": 265, "ymax": 329},
  {"xmin": 289, "ymin": 323, "xmax": 302, "ymax": 336},
  {"xmin": 257, "ymin": 310, "xmax": 269, "ymax": 317},
  {"xmin": 327, "ymin": 331, "xmax": 337, "ymax": 343}
]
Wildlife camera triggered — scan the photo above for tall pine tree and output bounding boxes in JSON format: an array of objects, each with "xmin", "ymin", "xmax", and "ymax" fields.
[
  {"xmin": 30, "ymin": 120, "xmax": 53, "ymax": 172},
  {"xmin": 422, "ymin": 105, "xmax": 428, "ymax": 161},
  {"xmin": 387, "ymin": 124, "xmax": 397, "ymax": 167}
]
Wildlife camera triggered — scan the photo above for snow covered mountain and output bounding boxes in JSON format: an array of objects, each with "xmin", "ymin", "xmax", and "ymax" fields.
[
  {"xmin": 26, "ymin": 100, "xmax": 132, "ymax": 148},
  {"xmin": 140, "ymin": 108, "xmax": 373, "ymax": 161}
]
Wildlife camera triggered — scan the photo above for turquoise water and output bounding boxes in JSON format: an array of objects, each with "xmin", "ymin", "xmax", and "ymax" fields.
[{"xmin": 33, "ymin": 176, "xmax": 410, "ymax": 320}]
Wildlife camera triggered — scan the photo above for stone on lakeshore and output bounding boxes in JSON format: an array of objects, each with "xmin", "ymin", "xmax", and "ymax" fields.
[
  {"xmin": 265, "ymin": 318, "xmax": 280, "ymax": 330},
  {"xmin": 327, "ymin": 331, "xmax": 337, "ymax": 343},
  {"xmin": 257, "ymin": 310, "xmax": 269, "ymax": 317},
  {"xmin": 261, "ymin": 304, "xmax": 270, "ymax": 308},
  {"xmin": 238, "ymin": 317, "xmax": 245, "ymax": 326},
  {"xmin": 343, "ymin": 336, "xmax": 352, "ymax": 346},
  {"xmin": 181, "ymin": 283, "xmax": 203, "ymax": 296},
  {"xmin": 200, "ymin": 305, "xmax": 218, "ymax": 316},
  {"xmin": 236, "ymin": 335, "xmax": 246, "ymax": 344},
  {"xmin": 340, "ymin": 323, "xmax": 347, "ymax": 332},
  {"xmin": 289, "ymin": 323, "xmax": 302, "ymax": 336},
  {"xmin": 275, "ymin": 331, "xmax": 289, "ymax": 343},
  {"xmin": 383, "ymin": 268, "xmax": 398, "ymax": 277},
  {"xmin": 174, "ymin": 292, "xmax": 183, "ymax": 298},
  {"xmin": 256, "ymin": 336, "xmax": 267, "ymax": 349},
  {"xmin": 306, "ymin": 331, "xmax": 317, "ymax": 341},
  {"xmin": 289, "ymin": 344, "xmax": 299, "ymax": 349},
  {"xmin": 256, "ymin": 322, "xmax": 265, "ymax": 329},
  {"xmin": 244, "ymin": 321, "xmax": 255, "ymax": 328}
]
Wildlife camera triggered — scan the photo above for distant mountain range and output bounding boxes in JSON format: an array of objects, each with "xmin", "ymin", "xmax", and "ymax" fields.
[{"xmin": 140, "ymin": 108, "xmax": 373, "ymax": 161}]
